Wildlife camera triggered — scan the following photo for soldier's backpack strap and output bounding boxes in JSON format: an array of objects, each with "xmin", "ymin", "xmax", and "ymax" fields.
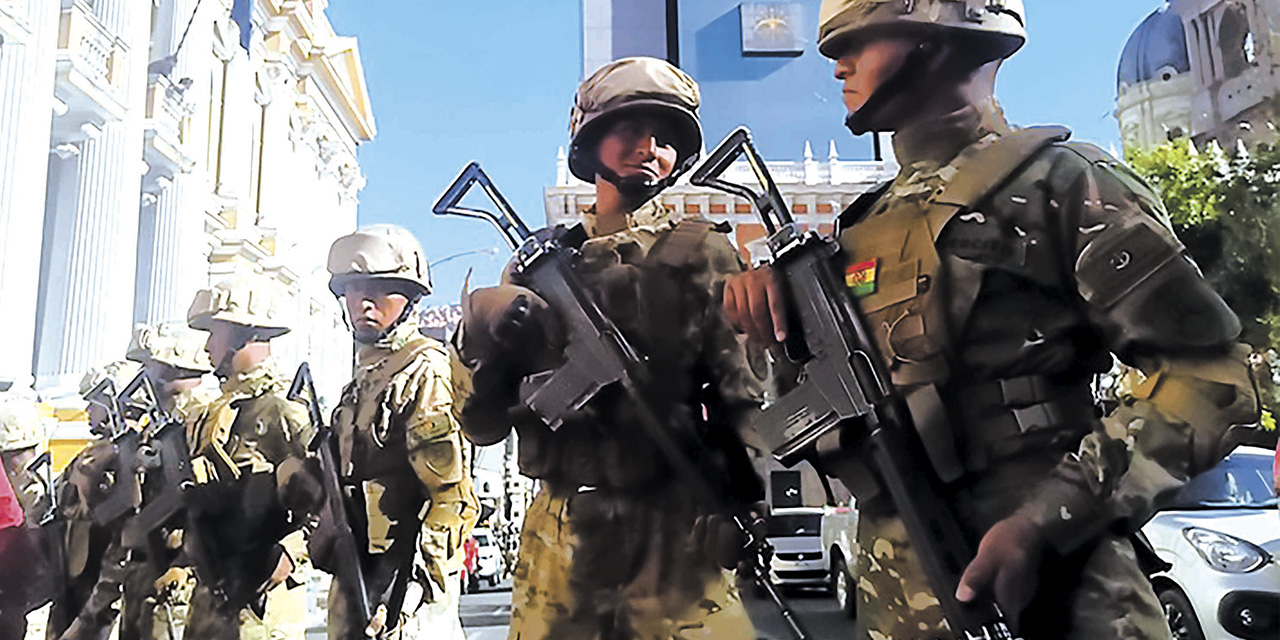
[
  {"xmin": 836, "ymin": 180, "xmax": 893, "ymax": 235},
  {"xmin": 926, "ymin": 125, "xmax": 1072, "ymax": 237},
  {"xmin": 646, "ymin": 217, "xmax": 721, "ymax": 269}
]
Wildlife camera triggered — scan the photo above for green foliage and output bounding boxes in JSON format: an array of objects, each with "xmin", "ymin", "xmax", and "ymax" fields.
[{"xmin": 1127, "ymin": 139, "xmax": 1280, "ymax": 417}]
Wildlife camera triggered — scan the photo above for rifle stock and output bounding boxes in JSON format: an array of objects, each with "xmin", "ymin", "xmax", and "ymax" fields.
[{"xmin": 692, "ymin": 127, "xmax": 1015, "ymax": 640}]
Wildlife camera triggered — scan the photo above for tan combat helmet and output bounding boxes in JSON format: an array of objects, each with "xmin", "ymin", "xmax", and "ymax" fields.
[
  {"xmin": 327, "ymin": 224, "xmax": 432, "ymax": 298},
  {"xmin": 187, "ymin": 274, "xmax": 292, "ymax": 339},
  {"xmin": 0, "ymin": 394, "xmax": 43, "ymax": 452},
  {"xmin": 127, "ymin": 322, "xmax": 214, "ymax": 375},
  {"xmin": 817, "ymin": 0, "xmax": 1026, "ymax": 62},
  {"xmin": 568, "ymin": 56, "xmax": 703, "ymax": 185},
  {"xmin": 78, "ymin": 360, "xmax": 143, "ymax": 398}
]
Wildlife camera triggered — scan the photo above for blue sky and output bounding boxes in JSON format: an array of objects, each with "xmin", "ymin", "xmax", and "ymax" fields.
[{"xmin": 326, "ymin": 1, "xmax": 1161, "ymax": 301}]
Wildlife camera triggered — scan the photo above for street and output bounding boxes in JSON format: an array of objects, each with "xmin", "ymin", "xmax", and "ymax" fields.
[{"xmin": 461, "ymin": 579, "xmax": 860, "ymax": 640}]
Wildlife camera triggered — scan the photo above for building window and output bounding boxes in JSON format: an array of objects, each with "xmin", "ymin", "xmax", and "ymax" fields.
[
  {"xmin": 739, "ymin": 3, "xmax": 804, "ymax": 57},
  {"xmin": 1219, "ymin": 2, "xmax": 1253, "ymax": 78}
]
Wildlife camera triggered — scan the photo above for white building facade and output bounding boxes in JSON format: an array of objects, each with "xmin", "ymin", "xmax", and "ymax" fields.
[{"xmin": 0, "ymin": 0, "xmax": 373, "ymax": 409}]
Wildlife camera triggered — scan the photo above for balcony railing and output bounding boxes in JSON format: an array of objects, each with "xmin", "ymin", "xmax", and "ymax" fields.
[{"xmin": 53, "ymin": 1, "xmax": 127, "ymax": 140}]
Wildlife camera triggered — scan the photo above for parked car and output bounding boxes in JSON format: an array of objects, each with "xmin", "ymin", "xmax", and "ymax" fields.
[
  {"xmin": 1141, "ymin": 446, "xmax": 1279, "ymax": 640},
  {"xmin": 822, "ymin": 498, "xmax": 858, "ymax": 618},
  {"xmin": 471, "ymin": 526, "xmax": 504, "ymax": 588},
  {"xmin": 763, "ymin": 506, "xmax": 828, "ymax": 593}
]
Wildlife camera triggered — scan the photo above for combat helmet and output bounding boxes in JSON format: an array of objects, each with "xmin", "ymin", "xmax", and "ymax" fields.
[
  {"xmin": 568, "ymin": 57, "xmax": 702, "ymax": 197},
  {"xmin": 187, "ymin": 274, "xmax": 291, "ymax": 339},
  {"xmin": 127, "ymin": 322, "xmax": 214, "ymax": 376},
  {"xmin": 327, "ymin": 224, "xmax": 432, "ymax": 298},
  {"xmin": 0, "ymin": 394, "xmax": 43, "ymax": 452},
  {"xmin": 817, "ymin": 0, "xmax": 1026, "ymax": 62}
]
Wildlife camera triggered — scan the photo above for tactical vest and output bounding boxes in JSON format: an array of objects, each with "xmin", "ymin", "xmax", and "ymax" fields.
[
  {"xmin": 836, "ymin": 127, "xmax": 1097, "ymax": 484},
  {"xmin": 524, "ymin": 217, "xmax": 753, "ymax": 498},
  {"xmin": 332, "ymin": 336, "xmax": 438, "ymax": 555}
]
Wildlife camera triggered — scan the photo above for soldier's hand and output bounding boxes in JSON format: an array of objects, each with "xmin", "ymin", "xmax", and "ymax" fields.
[
  {"xmin": 260, "ymin": 550, "xmax": 294, "ymax": 594},
  {"xmin": 461, "ymin": 285, "xmax": 563, "ymax": 374},
  {"xmin": 723, "ymin": 267, "xmax": 787, "ymax": 344},
  {"xmin": 956, "ymin": 514, "xmax": 1046, "ymax": 618},
  {"xmin": 153, "ymin": 566, "xmax": 192, "ymax": 594},
  {"xmin": 365, "ymin": 603, "xmax": 388, "ymax": 638}
]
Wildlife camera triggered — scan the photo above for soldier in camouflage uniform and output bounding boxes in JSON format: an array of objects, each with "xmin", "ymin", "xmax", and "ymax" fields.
[
  {"xmin": 455, "ymin": 57, "xmax": 767, "ymax": 640},
  {"xmin": 723, "ymin": 2, "xmax": 1260, "ymax": 639},
  {"xmin": 182, "ymin": 274, "xmax": 314, "ymax": 640},
  {"xmin": 47, "ymin": 360, "xmax": 145, "ymax": 640},
  {"xmin": 320, "ymin": 224, "xmax": 479, "ymax": 639},
  {"xmin": 118, "ymin": 322, "xmax": 218, "ymax": 640},
  {"xmin": 0, "ymin": 392, "xmax": 50, "ymax": 638}
]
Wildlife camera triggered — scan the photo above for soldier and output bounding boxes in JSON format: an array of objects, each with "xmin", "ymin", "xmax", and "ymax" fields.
[
  {"xmin": 322, "ymin": 224, "xmax": 479, "ymax": 638},
  {"xmin": 46, "ymin": 360, "xmax": 145, "ymax": 640},
  {"xmin": 0, "ymin": 393, "xmax": 50, "ymax": 638},
  {"xmin": 118, "ymin": 322, "xmax": 218, "ymax": 640},
  {"xmin": 723, "ymin": 2, "xmax": 1260, "ymax": 638},
  {"xmin": 182, "ymin": 274, "xmax": 314, "ymax": 640},
  {"xmin": 455, "ymin": 57, "xmax": 767, "ymax": 639}
]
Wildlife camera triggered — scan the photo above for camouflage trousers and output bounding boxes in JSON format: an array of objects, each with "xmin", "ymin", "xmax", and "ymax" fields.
[
  {"xmin": 855, "ymin": 511, "xmax": 1170, "ymax": 640},
  {"xmin": 508, "ymin": 487, "xmax": 755, "ymax": 640},
  {"xmin": 327, "ymin": 569, "xmax": 466, "ymax": 640},
  {"xmin": 182, "ymin": 580, "xmax": 307, "ymax": 640}
]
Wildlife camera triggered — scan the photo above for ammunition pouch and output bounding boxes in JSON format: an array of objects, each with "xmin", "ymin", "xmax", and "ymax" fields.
[{"xmin": 950, "ymin": 375, "xmax": 1095, "ymax": 472}]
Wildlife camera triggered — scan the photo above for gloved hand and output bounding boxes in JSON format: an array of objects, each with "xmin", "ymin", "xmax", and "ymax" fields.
[
  {"xmin": 458, "ymin": 285, "xmax": 564, "ymax": 376},
  {"xmin": 956, "ymin": 513, "xmax": 1047, "ymax": 618}
]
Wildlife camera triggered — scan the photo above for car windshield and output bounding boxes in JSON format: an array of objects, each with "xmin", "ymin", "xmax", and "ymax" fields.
[
  {"xmin": 767, "ymin": 513, "xmax": 822, "ymax": 537},
  {"xmin": 1159, "ymin": 451, "xmax": 1278, "ymax": 510}
]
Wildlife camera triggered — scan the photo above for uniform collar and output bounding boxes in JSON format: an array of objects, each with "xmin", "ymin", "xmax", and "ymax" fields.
[
  {"xmin": 221, "ymin": 359, "xmax": 282, "ymax": 397},
  {"xmin": 581, "ymin": 197, "xmax": 672, "ymax": 238},
  {"xmin": 356, "ymin": 319, "xmax": 424, "ymax": 368},
  {"xmin": 892, "ymin": 97, "xmax": 1011, "ymax": 169}
]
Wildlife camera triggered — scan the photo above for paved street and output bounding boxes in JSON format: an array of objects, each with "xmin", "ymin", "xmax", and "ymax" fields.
[{"xmin": 461, "ymin": 578, "xmax": 860, "ymax": 640}]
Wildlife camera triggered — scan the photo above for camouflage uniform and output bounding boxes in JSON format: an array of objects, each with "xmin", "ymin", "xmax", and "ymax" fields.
[
  {"xmin": 323, "ymin": 224, "xmax": 479, "ymax": 639},
  {"xmin": 804, "ymin": 6, "xmax": 1259, "ymax": 639},
  {"xmin": 181, "ymin": 276, "xmax": 314, "ymax": 640},
  {"xmin": 459, "ymin": 198, "xmax": 766, "ymax": 640}
]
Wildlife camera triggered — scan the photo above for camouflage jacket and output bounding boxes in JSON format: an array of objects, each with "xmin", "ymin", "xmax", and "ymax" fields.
[
  {"xmin": 458, "ymin": 199, "xmax": 769, "ymax": 501},
  {"xmin": 836, "ymin": 101, "xmax": 1258, "ymax": 553},
  {"xmin": 332, "ymin": 320, "xmax": 479, "ymax": 589}
]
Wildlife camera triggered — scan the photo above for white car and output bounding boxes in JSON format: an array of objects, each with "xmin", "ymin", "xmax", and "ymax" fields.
[
  {"xmin": 1141, "ymin": 446, "xmax": 1279, "ymax": 640},
  {"xmin": 821, "ymin": 498, "xmax": 859, "ymax": 618},
  {"xmin": 764, "ymin": 507, "xmax": 829, "ymax": 592},
  {"xmin": 472, "ymin": 526, "xmax": 504, "ymax": 588}
]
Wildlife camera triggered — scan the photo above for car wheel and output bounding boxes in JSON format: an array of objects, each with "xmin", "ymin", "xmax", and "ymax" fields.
[
  {"xmin": 468, "ymin": 574, "xmax": 480, "ymax": 593},
  {"xmin": 832, "ymin": 557, "xmax": 857, "ymax": 619},
  {"xmin": 1158, "ymin": 586, "xmax": 1206, "ymax": 640}
]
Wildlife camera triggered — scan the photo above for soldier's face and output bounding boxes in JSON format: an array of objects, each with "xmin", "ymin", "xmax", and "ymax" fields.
[
  {"xmin": 596, "ymin": 115, "xmax": 679, "ymax": 183},
  {"xmin": 204, "ymin": 322, "xmax": 237, "ymax": 377},
  {"xmin": 343, "ymin": 280, "xmax": 410, "ymax": 343},
  {"xmin": 833, "ymin": 36, "xmax": 919, "ymax": 115}
]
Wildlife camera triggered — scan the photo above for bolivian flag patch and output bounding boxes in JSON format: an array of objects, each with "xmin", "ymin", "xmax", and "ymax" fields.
[{"xmin": 845, "ymin": 259, "xmax": 878, "ymax": 297}]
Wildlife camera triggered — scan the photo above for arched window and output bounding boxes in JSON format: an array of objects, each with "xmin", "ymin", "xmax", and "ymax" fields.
[{"xmin": 1219, "ymin": 2, "xmax": 1254, "ymax": 78}]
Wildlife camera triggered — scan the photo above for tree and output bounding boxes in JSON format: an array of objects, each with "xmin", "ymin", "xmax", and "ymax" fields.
[{"xmin": 1127, "ymin": 139, "xmax": 1280, "ymax": 427}]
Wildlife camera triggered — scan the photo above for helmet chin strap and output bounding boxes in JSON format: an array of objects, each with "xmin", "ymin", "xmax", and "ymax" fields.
[
  {"xmin": 845, "ymin": 38, "xmax": 950, "ymax": 136},
  {"xmin": 595, "ymin": 154, "xmax": 697, "ymax": 205}
]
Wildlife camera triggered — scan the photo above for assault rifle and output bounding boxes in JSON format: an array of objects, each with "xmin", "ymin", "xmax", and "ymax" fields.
[
  {"xmin": 691, "ymin": 127, "xmax": 1016, "ymax": 640},
  {"xmin": 117, "ymin": 371, "xmax": 196, "ymax": 552},
  {"xmin": 288, "ymin": 362, "xmax": 375, "ymax": 638},
  {"xmin": 434, "ymin": 162, "xmax": 812, "ymax": 640},
  {"xmin": 81, "ymin": 375, "xmax": 143, "ymax": 526}
]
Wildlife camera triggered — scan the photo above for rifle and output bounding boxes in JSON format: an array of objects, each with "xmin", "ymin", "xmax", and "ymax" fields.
[
  {"xmin": 690, "ymin": 127, "xmax": 1016, "ymax": 640},
  {"xmin": 118, "ymin": 371, "xmax": 196, "ymax": 552},
  {"xmin": 81, "ymin": 376, "xmax": 143, "ymax": 526},
  {"xmin": 434, "ymin": 162, "xmax": 813, "ymax": 640},
  {"xmin": 288, "ymin": 362, "xmax": 374, "ymax": 637}
]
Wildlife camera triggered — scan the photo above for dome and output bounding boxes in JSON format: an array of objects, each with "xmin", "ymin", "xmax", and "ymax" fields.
[{"xmin": 1118, "ymin": 6, "xmax": 1191, "ymax": 90}]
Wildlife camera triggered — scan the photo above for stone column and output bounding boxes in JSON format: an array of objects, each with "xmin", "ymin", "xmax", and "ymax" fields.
[
  {"xmin": 134, "ymin": 0, "xmax": 207, "ymax": 325},
  {"xmin": 34, "ymin": 0, "xmax": 150, "ymax": 396},
  {"xmin": 0, "ymin": 0, "xmax": 60, "ymax": 389}
]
